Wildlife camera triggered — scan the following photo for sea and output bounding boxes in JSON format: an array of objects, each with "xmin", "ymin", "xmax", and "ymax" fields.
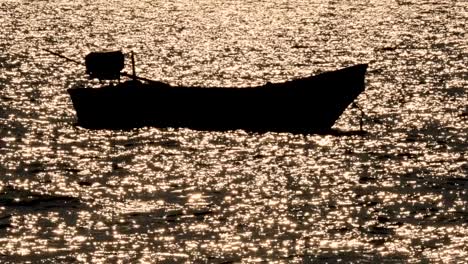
[{"xmin": 0, "ymin": 0, "xmax": 466, "ymax": 263}]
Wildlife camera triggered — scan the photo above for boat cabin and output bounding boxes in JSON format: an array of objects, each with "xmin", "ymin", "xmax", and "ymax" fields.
[{"xmin": 85, "ymin": 51, "xmax": 124, "ymax": 81}]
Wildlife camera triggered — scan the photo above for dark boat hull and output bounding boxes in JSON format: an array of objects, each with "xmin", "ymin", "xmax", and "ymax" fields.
[{"xmin": 67, "ymin": 64, "xmax": 368, "ymax": 133}]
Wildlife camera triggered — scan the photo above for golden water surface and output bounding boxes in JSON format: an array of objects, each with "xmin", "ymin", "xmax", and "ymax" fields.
[{"xmin": 0, "ymin": 0, "xmax": 467, "ymax": 263}]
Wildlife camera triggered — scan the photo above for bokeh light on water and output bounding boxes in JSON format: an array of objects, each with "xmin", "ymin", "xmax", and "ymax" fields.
[{"xmin": 0, "ymin": 0, "xmax": 467, "ymax": 263}]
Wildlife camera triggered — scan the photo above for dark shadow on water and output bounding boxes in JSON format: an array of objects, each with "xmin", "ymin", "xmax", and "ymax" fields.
[
  {"xmin": 301, "ymin": 250, "xmax": 409, "ymax": 263},
  {"xmin": 0, "ymin": 186, "xmax": 80, "ymax": 209}
]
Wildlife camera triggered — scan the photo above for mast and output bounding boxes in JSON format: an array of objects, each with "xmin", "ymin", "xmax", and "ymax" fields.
[{"xmin": 131, "ymin": 51, "xmax": 136, "ymax": 82}]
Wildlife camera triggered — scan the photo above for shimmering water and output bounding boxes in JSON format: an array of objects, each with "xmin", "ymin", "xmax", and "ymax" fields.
[{"xmin": 0, "ymin": 0, "xmax": 467, "ymax": 263}]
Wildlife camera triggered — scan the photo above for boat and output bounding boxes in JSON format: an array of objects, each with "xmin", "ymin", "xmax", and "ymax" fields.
[{"xmin": 65, "ymin": 51, "xmax": 368, "ymax": 133}]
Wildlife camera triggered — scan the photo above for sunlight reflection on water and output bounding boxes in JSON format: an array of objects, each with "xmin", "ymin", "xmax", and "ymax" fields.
[{"xmin": 1, "ymin": 0, "xmax": 467, "ymax": 263}]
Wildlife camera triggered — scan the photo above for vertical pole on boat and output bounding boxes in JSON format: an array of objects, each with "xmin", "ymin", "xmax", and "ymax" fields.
[
  {"xmin": 352, "ymin": 102, "xmax": 364, "ymax": 132},
  {"xmin": 131, "ymin": 51, "xmax": 136, "ymax": 82}
]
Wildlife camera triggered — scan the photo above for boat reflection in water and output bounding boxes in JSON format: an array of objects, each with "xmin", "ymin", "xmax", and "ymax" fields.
[{"xmin": 67, "ymin": 52, "xmax": 368, "ymax": 133}]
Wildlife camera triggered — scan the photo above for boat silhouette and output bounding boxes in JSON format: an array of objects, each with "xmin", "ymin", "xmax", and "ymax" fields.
[{"xmin": 62, "ymin": 51, "xmax": 368, "ymax": 133}]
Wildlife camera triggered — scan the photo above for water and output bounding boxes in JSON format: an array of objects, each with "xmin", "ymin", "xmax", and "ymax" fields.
[{"xmin": 0, "ymin": 0, "xmax": 467, "ymax": 263}]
